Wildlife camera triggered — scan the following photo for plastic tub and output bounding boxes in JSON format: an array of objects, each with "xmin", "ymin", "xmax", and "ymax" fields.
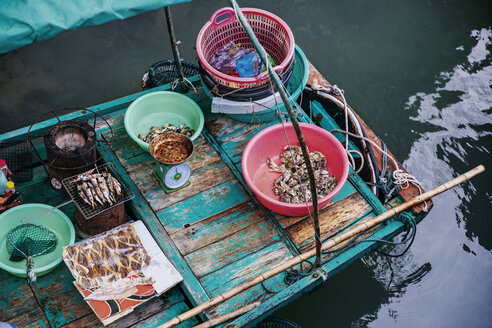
[
  {"xmin": 124, "ymin": 91, "xmax": 204, "ymax": 152},
  {"xmin": 199, "ymin": 56, "xmax": 295, "ymax": 101},
  {"xmin": 201, "ymin": 44, "xmax": 308, "ymax": 123},
  {"xmin": 242, "ymin": 123, "xmax": 349, "ymax": 216},
  {"xmin": 0, "ymin": 203, "xmax": 75, "ymax": 277}
]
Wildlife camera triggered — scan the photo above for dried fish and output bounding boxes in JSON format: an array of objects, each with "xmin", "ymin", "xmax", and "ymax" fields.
[
  {"xmin": 267, "ymin": 146, "xmax": 337, "ymax": 204},
  {"xmin": 74, "ymin": 169, "xmax": 123, "ymax": 208},
  {"xmin": 138, "ymin": 123, "xmax": 194, "ymax": 143},
  {"xmin": 77, "ymin": 183, "xmax": 91, "ymax": 207},
  {"xmin": 112, "ymin": 176, "xmax": 122, "ymax": 196},
  {"xmin": 98, "ymin": 176, "xmax": 113, "ymax": 205}
]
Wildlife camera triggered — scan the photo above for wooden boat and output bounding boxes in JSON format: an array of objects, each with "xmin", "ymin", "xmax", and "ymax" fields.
[
  {"xmin": 0, "ymin": 59, "xmax": 432, "ymax": 327},
  {"xmin": 0, "ymin": 2, "xmax": 434, "ymax": 328}
]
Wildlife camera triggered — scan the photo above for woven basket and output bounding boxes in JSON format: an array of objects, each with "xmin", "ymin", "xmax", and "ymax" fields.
[{"xmin": 196, "ymin": 7, "xmax": 295, "ymax": 89}]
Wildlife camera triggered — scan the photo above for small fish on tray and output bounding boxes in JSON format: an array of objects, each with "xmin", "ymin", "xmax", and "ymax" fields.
[
  {"xmin": 75, "ymin": 168, "xmax": 122, "ymax": 208},
  {"xmin": 267, "ymin": 145, "xmax": 337, "ymax": 204},
  {"xmin": 138, "ymin": 123, "xmax": 194, "ymax": 143}
]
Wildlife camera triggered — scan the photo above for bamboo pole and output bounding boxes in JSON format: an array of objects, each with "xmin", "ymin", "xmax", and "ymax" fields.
[
  {"xmin": 164, "ymin": 7, "xmax": 185, "ymax": 86},
  {"xmin": 227, "ymin": 0, "xmax": 323, "ymax": 267},
  {"xmin": 191, "ymin": 301, "xmax": 261, "ymax": 328},
  {"xmin": 159, "ymin": 165, "xmax": 485, "ymax": 328}
]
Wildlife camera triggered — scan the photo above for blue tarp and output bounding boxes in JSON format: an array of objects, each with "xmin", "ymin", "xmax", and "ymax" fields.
[{"xmin": 0, "ymin": 0, "xmax": 191, "ymax": 54}]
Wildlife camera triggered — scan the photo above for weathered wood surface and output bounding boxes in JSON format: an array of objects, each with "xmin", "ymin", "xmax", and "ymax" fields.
[
  {"xmin": 286, "ymin": 193, "xmax": 372, "ymax": 252},
  {"xmin": 171, "ymin": 201, "xmax": 260, "ymax": 256},
  {"xmin": 123, "ymin": 137, "xmax": 235, "ymax": 212},
  {"xmin": 0, "ymin": 275, "xmax": 39, "ymax": 322},
  {"xmin": 200, "ymin": 242, "xmax": 292, "ymax": 297},
  {"xmin": 184, "ymin": 218, "xmax": 280, "ymax": 279},
  {"xmin": 205, "ymin": 115, "xmax": 279, "ymax": 164},
  {"xmin": 5, "ymin": 307, "xmax": 50, "ymax": 328},
  {"xmin": 158, "ymin": 179, "xmax": 249, "ymax": 234}
]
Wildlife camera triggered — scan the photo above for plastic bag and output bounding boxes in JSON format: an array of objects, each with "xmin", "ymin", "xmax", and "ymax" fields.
[
  {"xmin": 209, "ymin": 41, "xmax": 251, "ymax": 76},
  {"xmin": 62, "ymin": 222, "xmax": 151, "ymax": 289},
  {"xmin": 235, "ymin": 52, "xmax": 262, "ymax": 78}
]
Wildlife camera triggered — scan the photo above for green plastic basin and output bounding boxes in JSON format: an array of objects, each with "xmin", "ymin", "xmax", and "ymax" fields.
[
  {"xmin": 0, "ymin": 203, "xmax": 75, "ymax": 278},
  {"xmin": 124, "ymin": 91, "xmax": 205, "ymax": 152}
]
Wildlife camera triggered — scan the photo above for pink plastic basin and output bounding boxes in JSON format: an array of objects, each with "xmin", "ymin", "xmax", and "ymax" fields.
[{"xmin": 242, "ymin": 123, "xmax": 349, "ymax": 217}]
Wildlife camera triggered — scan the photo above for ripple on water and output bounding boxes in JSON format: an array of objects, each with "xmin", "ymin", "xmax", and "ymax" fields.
[{"xmin": 363, "ymin": 27, "xmax": 492, "ymax": 327}]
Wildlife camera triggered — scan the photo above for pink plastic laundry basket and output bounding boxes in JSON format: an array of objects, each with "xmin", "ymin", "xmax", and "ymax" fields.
[{"xmin": 196, "ymin": 7, "xmax": 295, "ymax": 89}]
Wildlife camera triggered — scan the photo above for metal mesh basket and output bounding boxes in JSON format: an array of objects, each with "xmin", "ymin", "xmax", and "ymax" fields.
[
  {"xmin": 254, "ymin": 317, "xmax": 302, "ymax": 328},
  {"xmin": 62, "ymin": 163, "xmax": 134, "ymax": 220},
  {"xmin": 147, "ymin": 60, "xmax": 200, "ymax": 88},
  {"xmin": 0, "ymin": 141, "xmax": 32, "ymax": 182}
]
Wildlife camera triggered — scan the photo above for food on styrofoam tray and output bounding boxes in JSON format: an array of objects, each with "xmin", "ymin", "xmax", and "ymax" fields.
[
  {"xmin": 75, "ymin": 168, "xmax": 122, "ymax": 208},
  {"xmin": 63, "ymin": 223, "xmax": 151, "ymax": 300},
  {"xmin": 138, "ymin": 123, "xmax": 194, "ymax": 143},
  {"xmin": 267, "ymin": 145, "xmax": 337, "ymax": 204}
]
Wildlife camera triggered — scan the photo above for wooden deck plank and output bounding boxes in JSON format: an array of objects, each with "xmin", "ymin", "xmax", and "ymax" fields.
[
  {"xmin": 200, "ymin": 241, "xmax": 292, "ymax": 297},
  {"xmin": 170, "ymin": 201, "xmax": 261, "ymax": 256},
  {"xmin": 205, "ymin": 115, "xmax": 279, "ymax": 164},
  {"xmin": 268, "ymin": 177, "xmax": 359, "ymax": 230},
  {"xmin": 102, "ymin": 125, "xmax": 146, "ymax": 164},
  {"xmin": 35, "ymin": 265, "xmax": 92, "ymax": 327},
  {"xmin": 59, "ymin": 313, "xmax": 101, "ymax": 328},
  {"xmin": 158, "ymin": 179, "xmax": 249, "ymax": 234},
  {"xmin": 0, "ymin": 276, "xmax": 39, "ymax": 322},
  {"xmin": 184, "ymin": 219, "xmax": 279, "ymax": 278},
  {"xmin": 6, "ymin": 306, "xmax": 50, "ymax": 328},
  {"xmin": 0, "ymin": 268, "xmax": 12, "ymax": 281},
  {"xmin": 124, "ymin": 137, "xmax": 234, "ymax": 212},
  {"xmin": 286, "ymin": 193, "xmax": 372, "ymax": 252}
]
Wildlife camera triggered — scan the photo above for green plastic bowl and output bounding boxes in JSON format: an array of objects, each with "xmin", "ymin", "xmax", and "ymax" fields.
[
  {"xmin": 124, "ymin": 91, "xmax": 205, "ymax": 152},
  {"xmin": 0, "ymin": 204, "xmax": 75, "ymax": 278}
]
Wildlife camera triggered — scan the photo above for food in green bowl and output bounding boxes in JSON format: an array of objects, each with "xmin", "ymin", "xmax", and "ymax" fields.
[{"xmin": 124, "ymin": 91, "xmax": 204, "ymax": 152}]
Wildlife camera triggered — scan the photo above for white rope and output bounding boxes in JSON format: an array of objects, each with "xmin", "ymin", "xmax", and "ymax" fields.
[
  {"xmin": 312, "ymin": 82, "xmax": 365, "ymax": 174},
  {"xmin": 311, "ymin": 81, "xmax": 378, "ymax": 194},
  {"xmin": 171, "ymin": 76, "xmax": 199, "ymax": 95},
  {"xmin": 330, "ymin": 128, "xmax": 428, "ymax": 211}
]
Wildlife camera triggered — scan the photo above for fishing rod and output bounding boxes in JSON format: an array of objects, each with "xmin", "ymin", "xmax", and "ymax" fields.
[{"xmin": 159, "ymin": 165, "xmax": 485, "ymax": 328}]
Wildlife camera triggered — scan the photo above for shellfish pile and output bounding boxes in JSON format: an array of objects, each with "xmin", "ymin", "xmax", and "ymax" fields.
[
  {"xmin": 138, "ymin": 123, "xmax": 194, "ymax": 143},
  {"xmin": 267, "ymin": 145, "xmax": 337, "ymax": 204},
  {"xmin": 75, "ymin": 168, "xmax": 122, "ymax": 208}
]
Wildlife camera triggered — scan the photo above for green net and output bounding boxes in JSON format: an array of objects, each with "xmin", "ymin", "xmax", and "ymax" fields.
[{"xmin": 6, "ymin": 223, "xmax": 57, "ymax": 281}]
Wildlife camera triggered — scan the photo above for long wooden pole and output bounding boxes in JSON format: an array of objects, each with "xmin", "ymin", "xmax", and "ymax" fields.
[
  {"xmin": 159, "ymin": 165, "xmax": 485, "ymax": 328},
  {"xmin": 228, "ymin": 0, "xmax": 323, "ymax": 267},
  {"xmin": 164, "ymin": 7, "xmax": 185, "ymax": 86},
  {"xmin": 191, "ymin": 301, "xmax": 261, "ymax": 328}
]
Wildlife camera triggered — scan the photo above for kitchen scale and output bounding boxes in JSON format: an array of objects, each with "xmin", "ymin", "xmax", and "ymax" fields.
[{"xmin": 149, "ymin": 132, "xmax": 194, "ymax": 194}]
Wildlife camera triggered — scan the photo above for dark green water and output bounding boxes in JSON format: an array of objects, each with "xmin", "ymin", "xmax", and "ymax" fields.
[{"xmin": 1, "ymin": 0, "xmax": 491, "ymax": 327}]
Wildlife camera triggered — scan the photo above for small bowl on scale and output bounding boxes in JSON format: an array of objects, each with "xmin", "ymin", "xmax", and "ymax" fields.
[{"xmin": 149, "ymin": 132, "xmax": 194, "ymax": 193}]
